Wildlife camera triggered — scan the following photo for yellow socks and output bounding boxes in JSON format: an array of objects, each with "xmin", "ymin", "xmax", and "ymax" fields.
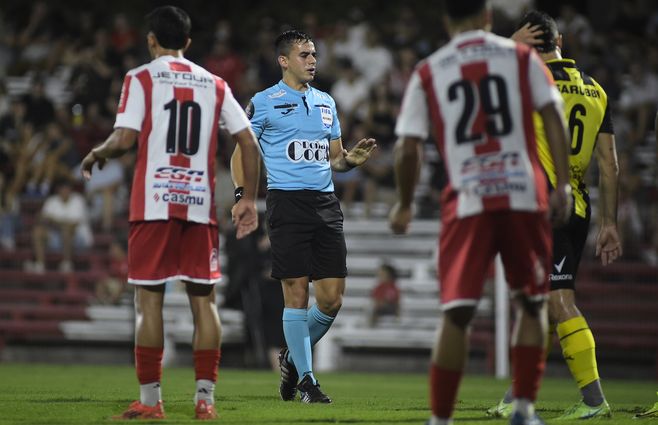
[{"xmin": 557, "ymin": 316, "xmax": 599, "ymax": 388}]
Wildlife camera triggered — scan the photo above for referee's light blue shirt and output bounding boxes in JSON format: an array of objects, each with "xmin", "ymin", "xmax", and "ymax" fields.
[{"xmin": 247, "ymin": 80, "xmax": 341, "ymax": 192}]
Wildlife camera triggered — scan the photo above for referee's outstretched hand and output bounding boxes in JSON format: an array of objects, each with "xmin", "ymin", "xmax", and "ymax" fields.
[
  {"xmin": 344, "ymin": 138, "xmax": 377, "ymax": 167},
  {"xmin": 232, "ymin": 200, "xmax": 258, "ymax": 239}
]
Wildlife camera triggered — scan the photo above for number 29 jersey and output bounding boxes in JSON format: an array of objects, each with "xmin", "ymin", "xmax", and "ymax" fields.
[
  {"xmin": 115, "ymin": 55, "xmax": 251, "ymax": 224},
  {"xmin": 395, "ymin": 30, "xmax": 562, "ymax": 222}
]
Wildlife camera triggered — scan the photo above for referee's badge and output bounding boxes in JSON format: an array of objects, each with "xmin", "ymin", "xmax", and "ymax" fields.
[{"xmin": 320, "ymin": 107, "xmax": 333, "ymax": 128}]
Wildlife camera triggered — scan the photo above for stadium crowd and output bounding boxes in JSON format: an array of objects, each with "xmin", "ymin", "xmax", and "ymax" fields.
[{"xmin": 0, "ymin": 0, "xmax": 657, "ymax": 272}]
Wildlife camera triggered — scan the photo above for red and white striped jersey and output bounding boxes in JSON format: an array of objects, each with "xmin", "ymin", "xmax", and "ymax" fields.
[
  {"xmin": 395, "ymin": 30, "xmax": 562, "ymax": 222},
  {"xmin": 115, "ymin": 55, "xmax": 250, "ymax": 224}
]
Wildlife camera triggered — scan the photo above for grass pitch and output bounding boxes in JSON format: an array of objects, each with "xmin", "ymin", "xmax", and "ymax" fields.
[{"xmin": 0, "ymin": 363, "xmax": 655, "ymax": 424}]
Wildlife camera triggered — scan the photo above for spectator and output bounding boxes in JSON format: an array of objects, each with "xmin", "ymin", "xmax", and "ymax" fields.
[
  {"xmin": 25, "ymin": 121, "xmax": 75, "ymax": 197},
  {"xmin": 26, "ymin": 179, "xmax": 93, "ymax": 273},
  {"xmin": 203, "ymin": 40, "xmax": 246, "ymax": 100},
  {"xmin": 330, "ymin": 57, "xmax": 369, "ymax": 129},
  {"xmin": 95, "ymin": 238, "xmax": 128, "ymax": 304},
  {"xmin": 0, "ymin": 165, "xmax": 19, "ymax": 251},
  {"xmin": 353, "ymin": 26, "xmax": 393, "ymax": 88},
  {"xmin": 22, "ymin": 77, "xmax": 54, "ymax": 130},
  {"xmin": 369, "ymin": 263, "xmax": 400, "ymax": 327}
]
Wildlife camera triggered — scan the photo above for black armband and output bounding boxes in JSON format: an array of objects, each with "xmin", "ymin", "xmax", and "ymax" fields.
[{"xmin": 234, "ymin": 186, "xmax": 244, "ymax": 203}]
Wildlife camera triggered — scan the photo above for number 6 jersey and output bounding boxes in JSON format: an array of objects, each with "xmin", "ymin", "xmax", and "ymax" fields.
[
  {"xmin": 115, "ymin": 55, "xmax": 251, "ymax": 224},
  {"xmin": 395, "ymin": 30, "xmax": 563, "ymax": 222}
]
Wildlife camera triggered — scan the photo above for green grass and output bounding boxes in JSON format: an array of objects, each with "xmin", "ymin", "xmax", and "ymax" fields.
[{"xmin": 0, "ymin": 363, "xmax": 654, "ymax": 424}]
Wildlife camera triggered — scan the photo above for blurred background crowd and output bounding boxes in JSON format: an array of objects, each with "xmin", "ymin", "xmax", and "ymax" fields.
[{"xmin": 0, "ymin": 0, "xmax": 657, "ymax": 275}]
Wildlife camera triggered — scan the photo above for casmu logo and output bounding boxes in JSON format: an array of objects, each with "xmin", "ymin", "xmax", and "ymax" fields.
[{"xmin": 554, "ymin": 256, "xmax": 566, "ymax": 273}]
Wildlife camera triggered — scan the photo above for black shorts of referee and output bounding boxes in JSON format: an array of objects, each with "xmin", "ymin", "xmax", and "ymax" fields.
[{"xmin": 265, "ymin": 189, "xmax": 347, "ymax": 281}]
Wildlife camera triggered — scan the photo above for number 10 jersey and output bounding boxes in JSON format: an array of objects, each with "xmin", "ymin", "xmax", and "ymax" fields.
[{"xmin": 115, "ymin": 55, "xmax": 251, "ymax": 224}]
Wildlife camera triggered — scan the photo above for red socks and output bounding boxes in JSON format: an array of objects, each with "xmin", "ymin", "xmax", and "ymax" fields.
[
  {"xmin": 135, "ymin": 346, "xmax": 163, "ymax": 384},
  {"xmin": 429, "ymin": 364, "xmax": 463, "ymax": 419},
  {"xmin": 512, "ymin": 345, "xmax": 545, "ymax": 401},
  {"xmin": 194, "ymin": 349, "xmax": 221, "ymax": 382}
]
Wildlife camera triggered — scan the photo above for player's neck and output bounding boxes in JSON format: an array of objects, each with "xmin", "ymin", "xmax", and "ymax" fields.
[
  {"xmin": 282, "ymin": 74, "xmax": 310, "ymax": 92},
  {"xmin": 152, "ymin": 46, "xmax": 184, "ymax": 60},
  {"xmin": 540, "ymin": 49, "xmax": 562, "ymax": 62}
]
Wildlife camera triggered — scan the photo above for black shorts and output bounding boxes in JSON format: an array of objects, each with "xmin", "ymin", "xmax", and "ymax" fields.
[
  {"xmin": 549, "ymin": 212, "xmax": 590, "ymax": 291},
  {"xmin": 266, "ymin": 190, "xmax": 347, "ymax": 281}
]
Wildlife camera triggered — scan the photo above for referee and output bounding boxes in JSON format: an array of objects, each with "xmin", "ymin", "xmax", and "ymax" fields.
[{"xmin": 231, "ymin": 30, "xmax": 376, "ymax": 403}]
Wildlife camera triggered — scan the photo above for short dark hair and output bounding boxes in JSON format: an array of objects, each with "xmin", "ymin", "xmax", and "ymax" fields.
[
  {"xmin": 517, "ymin": 10, "xmax": 559, "ymax": 53},
  {"xmin": 145, "ymin": 6, "xmax": 191, "ymax": 50},
  {"xmin": 442, "ymin": 0, "xmax": 488, "ymax": 20},
  {"xmin": 379, "ymin": 263, "xmax": 398, "ymax": 281},
  {"xmin": 275, "ymin": 30, "xmax": 313, "ymax": 57}
]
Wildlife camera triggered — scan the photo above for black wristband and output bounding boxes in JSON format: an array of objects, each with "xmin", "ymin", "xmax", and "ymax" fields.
[{"xmin": 234, "ymin": 186, "xmax": 244, "ymax": 203}]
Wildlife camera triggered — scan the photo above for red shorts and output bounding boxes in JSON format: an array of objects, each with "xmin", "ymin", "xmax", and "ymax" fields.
[
  {"xmin": 439, "ymin": 211, "xmax": 551, "ymax": 309},
  {"xmin": 128, "ymin": 220, "xmax": 221, "ymax": 285}
]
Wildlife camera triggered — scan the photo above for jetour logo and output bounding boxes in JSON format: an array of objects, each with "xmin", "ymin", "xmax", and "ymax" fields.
[{"xmin": 286, "ymin": 139, "xmax": 329, "ymax": 163}]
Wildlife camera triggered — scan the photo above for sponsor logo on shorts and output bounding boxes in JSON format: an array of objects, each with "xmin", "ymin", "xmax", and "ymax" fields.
[
  {"xmin": 286, "ymin": 139, "xmax": 329, "ymax": 163},
  {"xmin": 554, "ymin": 256, "xmax": 567, "ymax": 273},
  {"xmin": 549, "ymin": 273, "xmax": 573, "ymax": 281}
]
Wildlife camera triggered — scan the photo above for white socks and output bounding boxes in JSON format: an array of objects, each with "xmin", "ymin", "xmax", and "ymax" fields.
[
  {"xmin": 513, "ymin": 398, "xmax": 535, "ymax": 418},
  {"xmin": 194, "ymin": 379, "xmax": 215, "ymax": 405},
  {"xmin": 428, "ymin": 416, "xmax": 453, "ymax": 425},
  {"xmin": 139, "ymin": 382, "xmax": 161, "ymax": 407}
]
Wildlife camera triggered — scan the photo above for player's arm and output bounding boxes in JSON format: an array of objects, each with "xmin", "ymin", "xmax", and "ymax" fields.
[
  {"xmin": 390, "ymin": 69, "xmax": 428, "ymax": 234},
  {"xmin": 230, "ymin": 129, "xmax": 260, "ymax": 202},
  {"xmin": 329, "ymin": 137, "xmax": 376, "ymax": 172},
  {"xmin": 594, "ymin": 131, "xmax": 622, "ymax": 265},
  {"xmin": 538, "ymin": 101, "xmax": 572, "ymax": 225},
  {"xmin": 226, "ymin": 92, "xmax": 261, "ymax": 239},
  {"xmin": 80, "ymin": 128, "xmax": 138, "ymax": 180},
  {"xmin": 389, "ymin": 136, "xmax": 423, "ymax": 234}
]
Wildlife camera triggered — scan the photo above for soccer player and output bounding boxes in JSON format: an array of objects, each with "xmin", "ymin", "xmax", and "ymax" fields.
[
  {"xmin": 486, "ymin": 10, "xmax": 621, "ymax": 420},
  {"xmin": 80, "ymin": 6, "xmax": 260, "ymax": 420},
  {"xmin": 389, "ymin": 1, "xmax": 573, "ymax": 424},
  {"xmin": 231, "ymin": 30, "xmax": 376, "ymax": 403}
]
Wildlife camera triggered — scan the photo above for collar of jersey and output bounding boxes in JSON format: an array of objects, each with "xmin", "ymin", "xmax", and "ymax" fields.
[
  {"xmin": 278, "ymin": 80, "xmax": 312, "ymax": 98},
  {"xmin": 546, "ymin": 58, "xmax": 576, "ymax": 67},
  {"xmin": 154, "ymin": 54, "xmax": 186, "ymax": 61},
  {"xmin": 450, "ymin": 29, "xmax": 488, "ymax": 45}
]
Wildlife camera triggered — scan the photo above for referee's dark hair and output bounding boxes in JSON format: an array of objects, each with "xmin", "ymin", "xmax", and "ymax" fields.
[
  {"xmin": 146, "ymin": 6, "xmax": 191, "ymax": 50},
  {"xmin": 275, "ymin": 30, "xmax": 313, "ymax": 57},
  {"xmin": 517, "ymin": 10, "xmax": 559, "ymax": 53},
  {"xmin": 441, "ymin": 0, "xmax": 488, "ymax": 20}
]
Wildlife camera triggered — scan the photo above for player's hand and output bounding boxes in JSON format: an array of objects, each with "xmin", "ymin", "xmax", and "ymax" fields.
[
  {"xmin": 511, "ymin": 23, "xmax": 544, "ymax": 46},
  {"xmin": 548, "ymin": 184, "xmax": 572, "ymax": 227},
  {"xmin": 232, "ymin": 199, "xmax": 258, "ymax": 239},
  {"xmin": 344, "ymin": 138, "xmax": 377, "ymax": 167},
  {"xmin": 595, "ymin": 224, "xmax": 622, "ymax": 266},
  {"xmin": 389, "ymin": 202, "xmax": 413, "ymax": 235},
  {"xmin": 80, "ymin": 150, "xmax": 106, "ymax": 180}
]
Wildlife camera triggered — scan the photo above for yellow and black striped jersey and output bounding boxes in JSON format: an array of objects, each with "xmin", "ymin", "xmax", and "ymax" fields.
[{"xmin": 535, "ymin": 58, "xmax": 614, "ymax": 218}]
